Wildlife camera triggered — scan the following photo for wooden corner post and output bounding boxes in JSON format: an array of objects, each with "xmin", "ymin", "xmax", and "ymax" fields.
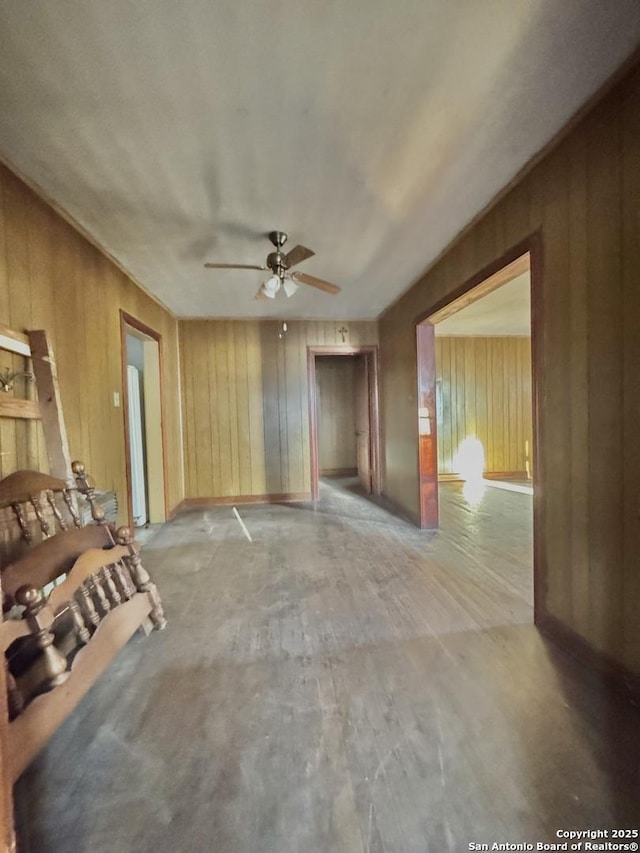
[{"xmin": 27, "ymin": 330, "xmax": 73, "ymax": 484}]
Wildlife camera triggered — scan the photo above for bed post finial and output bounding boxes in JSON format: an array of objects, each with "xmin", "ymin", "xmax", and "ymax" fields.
[
  {"xmin": 116, "ymin": 527, "xmax": 167, "ymax": 631},
  {"xmin": 72, "ymin": 460, "xmax": 106, "ymax": 525},
  {"xmin": 15, "ymin": 585, "xmax": 69, "ymax": 691}
]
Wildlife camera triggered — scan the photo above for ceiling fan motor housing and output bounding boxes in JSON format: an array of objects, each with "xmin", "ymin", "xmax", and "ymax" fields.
[{"xmin": 267, "ymin": 251, "xmax": 289, "ymax": 275}]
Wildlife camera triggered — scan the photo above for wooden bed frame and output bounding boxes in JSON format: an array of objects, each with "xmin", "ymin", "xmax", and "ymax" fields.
[{"xmin": 0, "ymin": 464, "xmax": 166, "ymax": 783}]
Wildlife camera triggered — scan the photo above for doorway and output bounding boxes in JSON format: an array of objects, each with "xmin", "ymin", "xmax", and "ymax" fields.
[
  {"xmin": 416, "ymin": 246, "xmax": 535, "ymax": 529},
  {"xmin": 415, "ymin": 243, "xmax": 540, "ymax": 614},
  {"xmin": 120, "ymin": 311, "xmax": 167, "ymax": 529},
  {"xmin": 307, "ymin": 346, "xmax": 381, "ymax": 501}
]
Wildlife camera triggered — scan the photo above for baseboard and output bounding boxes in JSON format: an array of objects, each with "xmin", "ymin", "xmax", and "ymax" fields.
[
  {"xmin": 167, "ymin": 500, "xmax": 187, "ymax": 519},
  {"xmin": 177, "ymin": 492, "xmax": 312, "ymax": 511},
  {"xmin": 319, "ymin": 467, "xmax": 358, "ymax": 477},
  {"xmin": 439, "ymin": 471, "xmax": 530, "ymax": 482},
  {"xmin": 484, "ymin": 471, "xmax": 530, "ymax": 481},
  {"xmin": 537, "ymin": 612, "xmax": 640, "ymax": 708},
  {"xmin": 378, "ymin": 491, "xmax": 422, "ymax": 528}
]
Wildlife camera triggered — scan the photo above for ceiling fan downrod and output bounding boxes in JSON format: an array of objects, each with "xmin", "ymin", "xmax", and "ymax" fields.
[{"xmin": 267, "ymin": 230, "xmax": 289, "ymax": 278}]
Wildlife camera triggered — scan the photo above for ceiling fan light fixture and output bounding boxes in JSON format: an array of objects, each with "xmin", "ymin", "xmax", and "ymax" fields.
[
  {"xmin": 262, "ymin": 275, "xmax": 281, "ymax": 298},
  {"xmin": 283, "ymin": 278, "xmax": 299, "ymax": 298}
]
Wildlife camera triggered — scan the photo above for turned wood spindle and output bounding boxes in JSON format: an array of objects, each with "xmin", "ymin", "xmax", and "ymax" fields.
[
  {"xmin": 113, "ymin": 560, "xmax": 135, "ymax": 600},
  {"xmin": 15, "ymin": 585, "xmax": 69, "ymax": 691},
  {"xmin": 29, "ymin": 493, "xmax": 52, "ymax": 538},
  {"xmin": 11, "ymin": 501, "xmax": 32, "ymax": 543},
  {"xmin": 72, "ymin": 460, "xmax": 106, "ymax": 526},
  {"xmin": 68, "ymin": 598, "xmax": 91, "ymax": 644},
  {"xmin": 89, "ymin": 575, "xmax": 111, "ymax": 616},
  {"xmin": 77, "ymin": 584, "xmax": 101, "ymax": 628},
  {"xmin": 101, "ymin": 565, "xmax": 121, "ymax": 607},
  {"xmin": 46, "ymin": 490, "xmax": 68, "ymax": 531},
  {"xmin": 117, "ymin": 526, "xmax": 167, "ymax": 630},
  {"xmin": 62, "ymin": 489, "xmax": 82, "ymax": 528}
]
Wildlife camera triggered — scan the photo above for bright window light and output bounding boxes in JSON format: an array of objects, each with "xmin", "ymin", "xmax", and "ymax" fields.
[{"xmin": 453, "ymin": 436, "xmax": 485, "ymax": 482}]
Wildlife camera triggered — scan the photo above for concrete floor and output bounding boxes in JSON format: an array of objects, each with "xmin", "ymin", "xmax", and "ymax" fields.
[{"xmin": 14, "ymin": 479, "xmax": 640, "ymax": 852}]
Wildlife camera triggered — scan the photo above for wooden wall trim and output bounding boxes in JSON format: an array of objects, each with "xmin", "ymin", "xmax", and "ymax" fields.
[
  {"xmin": 0, "ymin": 399, "xmax": 40, "ymax": 420},
  {"xmin": 415, "ymin": 322, "xmax": 439, "ymax": 529},
  {"xmin": 307, "ymin": 350, "xmax": 320, "ymax": 501},
  {"xmin": 167, "ymin": 500, "xmax": 186, "ymax": 520},
  {"xmin": 427, "ymin": 254, "xmax": 530, "ymax": 325},
  {"xmin": 119, "ymin": 311, "xmax": 169, "ymax": 528},
  {"xmin": 538, "ymin": 613, "xmax": 640, "ymax": 707},
  {"xmin": 528, "ymin": 235, "xmax": 545, "ymax": 628},
  {"xmin": 0, "ymin": 322, "xmax": 30, "ymax": 354},
  {"xmin": 307, "ymin": 345, "xmax": 378, "ymax": 356},
  {"xmin": 415, "ymin": 238, "xmax": 535, "ymax": 326}
]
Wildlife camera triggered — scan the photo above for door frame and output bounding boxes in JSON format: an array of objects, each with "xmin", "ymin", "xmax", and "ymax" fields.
[
  {"xmin": 120, "ymin": 311, "xmax": 168, "ymax": 529},
  {"xmin": 307, "ymin": 345, "xmax": 382, "ymax": 501},
  {"xmin": 414, "ymin": 234, "xmax": 543, "ymax": 619}
]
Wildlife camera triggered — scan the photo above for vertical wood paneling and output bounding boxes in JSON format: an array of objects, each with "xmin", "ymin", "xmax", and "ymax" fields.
[
  {"xmin": 621, "ymin": 79, "xmax": 640, "ymax": 669},
  {"xmin": 287, "ymin": 323, "xmax": 305, "ymax": 493},
  {"xmin": 436, "ymin": 337, "xmax": 532, "ymax": 476},
  {"xmin": 586, "ymin": 101, "xmax": 624, "ymax": 656},
  {"xmin": 0, "ymin": 163, "xmax": 183, "ymax": 522},
  {"xmin": 566, "ymin": 129, "xmax": 590, "ymax": 640},
  {"xmin": 246, "ymin": 322, "xmax": 266, "ymax": 495},
  {"xmin": 539, "ymin": 146, "xmax": 572, "ymax": 623},
  {"xmin": 179, "ymin": 320, "xmax": 378, "ymax": 498},
  {"xmin": 380, "ymin": 62, "xmax": 640, "ymax": 674}
]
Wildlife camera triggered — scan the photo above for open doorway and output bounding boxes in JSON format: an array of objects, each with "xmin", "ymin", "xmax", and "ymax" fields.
[
  {"xmin": 120, "ymin": 311, "xmax": 167, "ymax": 530},
  {"xmin": 415, "ymin": 244, "xmax": 539, "ymax": 616},
  {"xmin": 307, "ymin": 346, "xmax": 381, "ymax": 501},
  {"xmin": 416, "ymin": 250, "xmax": 536, "ymax": 525}
]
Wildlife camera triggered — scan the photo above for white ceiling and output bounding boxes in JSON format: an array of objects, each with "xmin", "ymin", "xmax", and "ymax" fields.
[
  {"xmin": 1, "ymin": 2, "xmax": 639, "ymax": 320},
  {"xmin": 435, "ymin": 271, "xmax": 530, "ymax": 336}
]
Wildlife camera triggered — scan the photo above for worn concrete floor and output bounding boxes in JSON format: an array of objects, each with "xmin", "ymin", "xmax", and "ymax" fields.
[{"xmin": 14, "ymin": 479, "xmax": 640, "ymax": 852}]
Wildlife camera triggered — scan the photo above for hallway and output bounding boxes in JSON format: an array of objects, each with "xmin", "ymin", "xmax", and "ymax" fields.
[{"xmin": 14, "ymin": 480, "xmax": 640, "ymax": 852}]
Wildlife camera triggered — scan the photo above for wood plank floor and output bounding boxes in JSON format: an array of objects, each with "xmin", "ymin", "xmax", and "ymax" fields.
[{"xmin": 14, "ymin": 479, "xmax": 640, "ymax": 852}]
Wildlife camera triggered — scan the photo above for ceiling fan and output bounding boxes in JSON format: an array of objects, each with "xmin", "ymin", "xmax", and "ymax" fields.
[{"xmin": 204, "ymin": 231, "xmax": 341, "ymax": 300}]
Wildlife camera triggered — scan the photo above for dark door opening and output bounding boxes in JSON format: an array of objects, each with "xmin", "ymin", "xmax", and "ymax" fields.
[{"xmin": 307, "ymin": 346, "xmax": 381, "ymax": 501}]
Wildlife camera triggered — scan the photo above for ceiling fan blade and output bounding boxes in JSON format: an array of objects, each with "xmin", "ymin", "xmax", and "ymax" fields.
[
  {"xmin": 254, "ymin": 287, "xmax": 268, "ymax": 300},
  {"xmin": 291, "ymin": 271, "xmax": 341, "ymax": 295},
  {"xmin": 204, "ymin": 263, "xmax": 267, "ymax": 270},
  {"xmin": 284, "ymin": 245, "xmax": 315, "ymax": 268}
]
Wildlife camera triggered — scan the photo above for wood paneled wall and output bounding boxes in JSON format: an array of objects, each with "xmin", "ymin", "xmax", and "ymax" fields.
[
  {"xmin": 379, "ymin": 62, "xmax": 640, "ymax": 674},
  {"xmin": 436, "ymin": 337, "xmax": 532, "ymax": 476},
  {"xmin": 316, "ymin": 356, "xmax": 357, "ymax": 473},
  {"xmin": 0, "ymin": 164, "xmax": 183, "ymax": 522},
  {"xmin": 179, "ymin": 321, "xmax": 377, "ymax": 498}
]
